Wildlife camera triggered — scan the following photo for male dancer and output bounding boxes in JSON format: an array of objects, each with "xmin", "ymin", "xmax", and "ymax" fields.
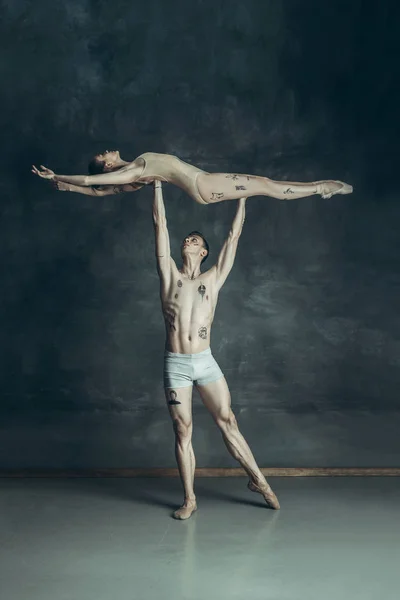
[{"xmin": 153, "ymin": 180, "xmax": 280, "ymax": 520}]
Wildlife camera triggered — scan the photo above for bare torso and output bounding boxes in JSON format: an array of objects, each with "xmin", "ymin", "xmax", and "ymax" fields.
[{"xmin": 161, "ymin": 261, "xmax": 220, "ymax": 353}]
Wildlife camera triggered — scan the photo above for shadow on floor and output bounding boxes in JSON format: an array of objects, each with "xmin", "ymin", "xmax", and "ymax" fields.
[{"xmin": 0, "ymin": 476, "xmax": 268, "ymax": 511}]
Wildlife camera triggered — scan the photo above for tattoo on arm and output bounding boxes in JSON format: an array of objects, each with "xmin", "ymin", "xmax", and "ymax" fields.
[
  {"xmin": 283, "ymin": 187, "xmax": 294, "ymax": 195},
  {"xmin": 92, "ymin": 184, "xmax": 125, "ymax": 196},
  {"xmin": 168, "ymin": 390, "xmax": 181, "ymax": 405},
  {"xmin": 210, "ymin": 192, "xmax": 225, "ymax": 201},
  {"xmin": 226, "ymin": 174, "xmax": 239, "ymax": 180},
  {"xmin": 198, "ymin": 326, "xmax": 207, "ymax": 339},
  {"xmin": 235, "ymin": 185, "xmax": 246, "ymax": 191}
]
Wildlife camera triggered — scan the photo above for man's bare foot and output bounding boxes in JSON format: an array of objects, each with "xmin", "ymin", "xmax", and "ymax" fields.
[
  {"xmin": 173, "ymin": 499, "xmax": 197, "ymax": 520},
  {"xmin": 317, "ymin": 180, "xmax": 353, "ymax": 199},
  {"xmin": 248, "ymin": 480, "xmax": 280, "ymax": 510}
]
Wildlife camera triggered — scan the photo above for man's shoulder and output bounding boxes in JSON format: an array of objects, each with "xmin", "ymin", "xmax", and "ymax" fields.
[
  {"xmin": 200, "ymin": 264, "xmax": 217, "ymax": 278},
  {"xmin": 202, "ymin": 265, "xmax": 217, "ymax": 276}
]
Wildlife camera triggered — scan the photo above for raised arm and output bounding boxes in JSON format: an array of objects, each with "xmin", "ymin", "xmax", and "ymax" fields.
[
  {"xmin": 153, "ymin": 181, "xmax": 174, "ymax": 290},
  {"xmin": 214, "ymin": 197, "xmax": 247, "ymax": 290}
]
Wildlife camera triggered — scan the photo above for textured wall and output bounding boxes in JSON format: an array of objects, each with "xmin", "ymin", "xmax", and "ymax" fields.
[{"xmin": 1, "ymin": 0, "xmax": 399, "ymax": 467}]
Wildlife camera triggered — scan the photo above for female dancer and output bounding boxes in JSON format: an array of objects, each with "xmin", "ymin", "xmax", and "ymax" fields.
[{"xmin": 32, "ymin": 150, "xmax": 353, "ymax": 202}]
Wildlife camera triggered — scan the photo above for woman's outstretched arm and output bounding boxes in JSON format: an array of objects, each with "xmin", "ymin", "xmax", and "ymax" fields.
[
  {"xmin": 32, "ymin": 163, "xmax": 143, "ymax": 186},
  {"xmin": 54, "ymin": 181, "xmax": 144, "ymax": 196}
]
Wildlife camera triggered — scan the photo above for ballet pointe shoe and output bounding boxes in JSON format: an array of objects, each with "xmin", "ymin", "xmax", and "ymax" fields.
[
  {"xmin": 317, "ymin": 180, "xmax": 353, "ymax": 199},
  {"xmin": 173, "ymin": 499, "xmax": 198, "ymax": 520},
  {"xmin": 248, "ymin": 480, "xmax": 281, "ymax": 510}
]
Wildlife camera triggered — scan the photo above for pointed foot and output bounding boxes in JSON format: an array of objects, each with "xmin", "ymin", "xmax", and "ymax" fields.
[
  {"xmin": 248, "ymin": 480, "xmax": 280, "ymax": 510},
  {"xmin": 319, "ymin": 180, "xmax": 353, "ymax": 199}
]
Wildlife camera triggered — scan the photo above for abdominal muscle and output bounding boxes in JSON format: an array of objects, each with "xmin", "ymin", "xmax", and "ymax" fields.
[
  {"xmin": 162, "ymin": 295, "xmax": 216, "ymax": 354},
  {"xmin": 165, "ymin": 321, "xmax": 212, "ymax": 354}
]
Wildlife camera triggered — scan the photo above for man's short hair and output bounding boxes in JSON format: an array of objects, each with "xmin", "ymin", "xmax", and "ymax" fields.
[
  {"xmin": 88, "ymin": 156, "xmax": 105, "ymax": 175},
  {"xmin": 187, "ymin": 230, "xmax": 209, "ymax": 265}
]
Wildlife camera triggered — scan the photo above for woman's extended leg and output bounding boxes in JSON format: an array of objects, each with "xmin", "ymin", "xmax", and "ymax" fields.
[{"xmin": 196, "ymin": 171, "xmax": 353, "ymax": 204}]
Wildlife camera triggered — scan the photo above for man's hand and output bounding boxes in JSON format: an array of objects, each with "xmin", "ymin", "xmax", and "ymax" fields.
[{"xmin": 31, "ymin": 165, "xmax": 55, "ymax": 180}]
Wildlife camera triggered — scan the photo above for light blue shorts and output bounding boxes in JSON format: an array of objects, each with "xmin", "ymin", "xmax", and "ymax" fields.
[{"xmin": 164, "ymin": 347, "xmax": 224, "ymax": 389}]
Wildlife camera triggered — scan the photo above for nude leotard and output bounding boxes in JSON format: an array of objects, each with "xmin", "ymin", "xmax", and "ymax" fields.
[{"xmin": 136, "ymin": 152, "xmax": 208, "ymax": 204}]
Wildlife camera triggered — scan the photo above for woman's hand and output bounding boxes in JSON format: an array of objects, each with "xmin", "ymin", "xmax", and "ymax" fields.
[{"xmin": 32, "ymin": 165, "xmax": 55, "ymax": 180}]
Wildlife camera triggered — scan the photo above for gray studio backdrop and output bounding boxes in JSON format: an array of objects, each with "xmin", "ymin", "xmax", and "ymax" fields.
[{"xmin": 1, "ymin": 0, "xmax": 399, "ymax": 468}]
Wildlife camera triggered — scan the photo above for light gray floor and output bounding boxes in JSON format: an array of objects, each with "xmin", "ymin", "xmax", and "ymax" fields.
[{"xmin": 1, "ymin": 476, "xmax": 399, "ymax": 600}]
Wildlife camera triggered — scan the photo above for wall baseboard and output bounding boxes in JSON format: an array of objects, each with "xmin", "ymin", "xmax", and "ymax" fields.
[{"xmin": 1, "ymin": 468, "xmax": 399, "ymax": 478}]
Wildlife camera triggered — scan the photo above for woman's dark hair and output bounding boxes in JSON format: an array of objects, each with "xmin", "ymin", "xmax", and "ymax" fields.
[
  {"xmin": 88, "ymin": 156, "xmax": 105, "ymax": 175},
  {"xmin": 187, "ymin": 230, "xmax": 209, "ymax": 264}
]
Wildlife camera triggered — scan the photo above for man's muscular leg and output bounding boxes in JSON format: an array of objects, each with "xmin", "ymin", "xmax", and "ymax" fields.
[
  {"xmin": 165, "ymin": 386, "xmax": 198, "ymax": 519},
  {"xmin": 197, "ymin": 377, "xmax": 280, "ymax": 509}
]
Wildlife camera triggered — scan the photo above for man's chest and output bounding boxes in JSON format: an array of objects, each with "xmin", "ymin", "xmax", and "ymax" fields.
[{"xmin": 167, "ymin": 276, "xmax": 217, "ymax": 310}]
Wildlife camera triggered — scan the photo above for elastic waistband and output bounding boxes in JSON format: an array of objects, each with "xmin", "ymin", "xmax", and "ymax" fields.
[{"xmin": 165, "ymin": 347, "xmax": 211, "ymax": 359}]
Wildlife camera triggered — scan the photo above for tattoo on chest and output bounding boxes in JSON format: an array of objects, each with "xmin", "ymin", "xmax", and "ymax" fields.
[
  {"xmin": 198, "ymin": 326, "xmax": 207, "ymax": 339},
  {"xmin": 174, "ymin": 293, "xmax": 179, "ymax": 299},
  {"xmin": 177, "ymin": 280, "xmax": 183, "ymax": 288},
  {"xmin": 198, "ymin": 284, "xmax": 206, "ymax": 301},
  {"xmin": 168, "ymin": 390, "xmax": 181, "ymax": 405},
  {"xmin": 210, "ymin": 192, "xmax": 225, "ymax": 201}
]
